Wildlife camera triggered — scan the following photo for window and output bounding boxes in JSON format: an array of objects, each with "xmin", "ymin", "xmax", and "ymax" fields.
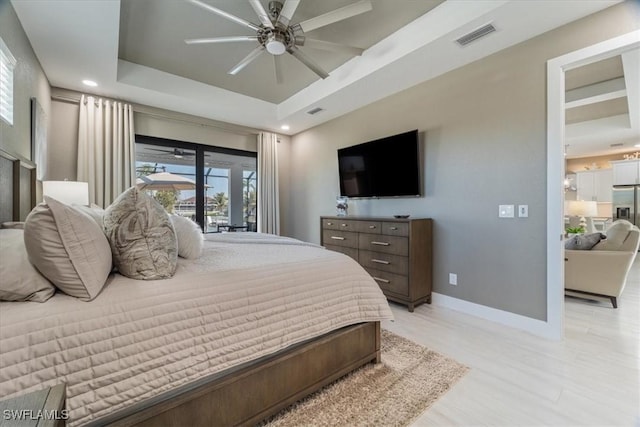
[
  {"xmin": 135, "ymin": 136, "xmax": 257, "ymax": 232},
  {"xmin": 0, "ymin": 37, "xmax": 16, "ymax": 125}
]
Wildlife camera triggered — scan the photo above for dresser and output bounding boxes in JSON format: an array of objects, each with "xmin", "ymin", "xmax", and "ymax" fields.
[{"xmin": 320, "ymin": 216, "xmax": 432, "ymax": 312}]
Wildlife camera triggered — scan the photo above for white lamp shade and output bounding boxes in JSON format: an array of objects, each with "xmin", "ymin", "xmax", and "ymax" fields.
[
  {"xmin": 43, "ymin": 181, "xmax": 89, "ymax": 206},
  {"xmin": 565, "ymin": 200, "xmax": 598, "ymax": 217}
]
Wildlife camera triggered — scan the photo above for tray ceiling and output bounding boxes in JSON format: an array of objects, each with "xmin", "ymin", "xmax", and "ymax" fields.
[
  {"xmin": 11, "ymin": 0, "xmax": 626, "ymax": 141},
  {"xmin": 119, "ymin": 0, "xmax": 444, "ymax": 103}
]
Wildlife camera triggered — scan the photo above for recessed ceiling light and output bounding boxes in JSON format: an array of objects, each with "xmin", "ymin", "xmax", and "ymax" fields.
[
  {"xmin": 281, "ymin": 125, "xmax": 290, "ymax": 131},
  {"xmin": 635, "ymin": 143, "xmax": 640, "ymax": 148},
  {"xmin": 82, "ymin": 80, "xmax": 98, "ymax": 87}
]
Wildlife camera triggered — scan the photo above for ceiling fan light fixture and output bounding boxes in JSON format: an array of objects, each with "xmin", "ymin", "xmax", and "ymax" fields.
[{"xmin": 266, "ymin": 33, "xmax": 287, "ymax": 55}]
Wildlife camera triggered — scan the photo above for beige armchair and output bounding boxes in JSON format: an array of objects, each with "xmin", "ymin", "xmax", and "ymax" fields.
[{"xmin": 565, "ymin": 222, "xmax": 639, "ymax": 308}]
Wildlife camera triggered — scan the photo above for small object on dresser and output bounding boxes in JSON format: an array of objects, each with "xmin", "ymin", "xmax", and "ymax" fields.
[
  {"xmin": 336, "ymin": 196, "xmax": 348, "ymax": 216},
  {"xmin": 393, "ymin": 215, "xmax": 410, "ymax": 219}
]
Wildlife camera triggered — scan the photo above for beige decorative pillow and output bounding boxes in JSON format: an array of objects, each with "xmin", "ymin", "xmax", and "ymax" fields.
[
  {"xmin": 593, "ymin": 220, "xmax": 633, "ymax": 251},
  {"xmin": 73, "ymin": 204, "xmax": 105, "ymax": 228},
  {"xmin": 0, "ymin": 229, "xmax": 55, "ymax": 302},
  {"xmin": 170, "ymin": 215, "xmax": 204, "ymax": 259},
  {"xmin": 23, "ymin": 197, "xmax": 112, "ymax": 301},
  {"xmin": 103, "ymin": 187, "xmax": 178, "ymax": 279}
]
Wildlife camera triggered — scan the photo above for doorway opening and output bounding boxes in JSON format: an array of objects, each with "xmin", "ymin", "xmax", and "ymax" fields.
[{"xmin": 546, "ymin": 30, "xmax": 640, "ymax": 340}]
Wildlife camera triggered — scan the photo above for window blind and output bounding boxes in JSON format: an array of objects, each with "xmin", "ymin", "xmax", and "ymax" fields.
[{"xmin": 0, "ymin": 38, "xmax": 16, "ymax": 125}]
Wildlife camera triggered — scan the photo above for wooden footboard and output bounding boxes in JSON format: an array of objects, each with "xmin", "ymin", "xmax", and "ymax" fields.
[{"xmin": 102, "ymin": 322, "xmax": 380, "ymax": 427}]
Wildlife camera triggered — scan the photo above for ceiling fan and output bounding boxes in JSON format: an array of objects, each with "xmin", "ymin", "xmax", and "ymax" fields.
[
  {"xmin": 184, "ymin": 0, "xmax": 372, "ymax": 83},
  {"xmin": 146, "ymin": 148, "xmax": 196, "ymax": 159}
]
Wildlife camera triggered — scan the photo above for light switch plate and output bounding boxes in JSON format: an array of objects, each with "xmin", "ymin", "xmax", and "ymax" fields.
[
  {"xmin": 499, "ymin": 205, "xmax": 515, "ymax": 218},
  {"xmin": 518, "ymin": 205, "xmax": 529, "ymax": 217}
]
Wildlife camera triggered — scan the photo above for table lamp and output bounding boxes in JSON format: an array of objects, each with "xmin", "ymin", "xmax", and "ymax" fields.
[
  {"xmin": 565, "ymin": 200, "xmax": 598, "ymax": 232},
  {"xmin": 43, "ymin": 181, "xmax": 90, "ymax": 206}
]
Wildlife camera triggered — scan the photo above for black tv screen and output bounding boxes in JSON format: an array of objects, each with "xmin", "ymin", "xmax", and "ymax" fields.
[{"xmin": 338, "ymin": 130, "xmax": 420, "ymax": 198}]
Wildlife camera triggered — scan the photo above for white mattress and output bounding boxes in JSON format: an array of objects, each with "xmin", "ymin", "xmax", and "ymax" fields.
[{"xmin": 0, "ymin": 233, "xmax": 392, "ymax": 426}]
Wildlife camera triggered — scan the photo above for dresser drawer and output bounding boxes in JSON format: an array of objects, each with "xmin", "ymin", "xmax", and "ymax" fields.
[
  {"xmin": 358, "ymin": 233, "xmax": 408, "ymax": 256},
  {"xmin": 322, "ymin": 218, "xmax": 356, "ymax": 231},
  {"xmin": 322, "ymin": 230, "xmax": 358, "ymax": 248},
  {"xmin": 359, "ymin": 250, "xmax": 409, "ymax": 275},
  {"xmin": 382, "ymin": 222, "xmax": 409, "ymax": 237},
  {"xmin": 365, "ymin": 268, "xmax": 409, "ymax": 296},
  {"xmin": 354, "ymin": 221, "xmax": 382, "ymax": 234},
  {"xmin": 324, "ymin": 244, "xmax": 358, "ymax": 261}
]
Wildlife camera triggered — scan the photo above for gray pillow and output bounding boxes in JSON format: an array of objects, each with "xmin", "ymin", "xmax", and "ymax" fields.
[
  {"xmin": 0, "ymin": 229, "xmax": 55, "ymax": 302},
  {"xmin": 23, "ymin": 197, "xmax": 113, "ymax": 301},
  {"xmin": 565, "ymin": 232, "xmax": 606, "ymax": 250},
  {"xmin": 103, "ymin": 187, "xmax": 178, "ymax": 280}
]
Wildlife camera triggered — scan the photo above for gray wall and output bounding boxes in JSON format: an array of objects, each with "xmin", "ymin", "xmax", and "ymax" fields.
[
  {"xmin": 0, "ymin": 0, "xmax": 50, "ymax": 170},
  {"xmin": 286, "ymin": 2, "xmax": 640, "ymax": 321}
]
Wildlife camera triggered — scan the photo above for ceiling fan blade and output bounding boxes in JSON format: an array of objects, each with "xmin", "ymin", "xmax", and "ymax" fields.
[
  {"xmin": 288, "ymin": 47, "xmax": 329, "ymax": 79},
  {"xmin": 298, "ymin": 0, "xmax": 372, "ymax": 33},
  {"xmin": 274, "ymin": 55, "xmax": 284, "ymax": 84},
  {"xmin": 303, "ymin": 39, "xmax": 364, "ymax": 56},
  {"xmin": 276, "ymin": 0, "xmax": 301, "ymax": 28},
  {"xmin": 229, "ymin": 46, "xmax": 265, "ymax": 75},
  {"xmin": 185, "ymin": 36, "xmax": 259, "ymax": 45},
  {"xmin": 248, "ymin": 0, "xmax": 274, "ymax": 29},
  {"xmin": 186, "ymin": 0, "xmax": 261, "ymax": 31}
]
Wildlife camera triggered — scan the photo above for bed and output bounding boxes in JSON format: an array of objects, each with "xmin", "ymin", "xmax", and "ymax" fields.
[{"xmin": 0, "ymin": 149, "xmax": 393, "ymax": 426}]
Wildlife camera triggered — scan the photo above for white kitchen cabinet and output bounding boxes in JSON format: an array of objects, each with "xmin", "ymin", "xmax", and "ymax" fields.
[
  {"xmin": 575, "ymin": 169, "xmax": 612, "ymax": 202},
  {"xmin": 611, "ymin": 159, "xmax": 640, "ymax": 185}
]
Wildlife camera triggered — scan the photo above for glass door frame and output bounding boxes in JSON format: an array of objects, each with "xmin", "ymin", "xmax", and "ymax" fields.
[{"xmin": 135, "ymin": 134, "xmax": 257, "ymax": 232}]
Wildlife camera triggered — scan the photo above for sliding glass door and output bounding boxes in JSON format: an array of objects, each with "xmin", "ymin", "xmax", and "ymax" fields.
[{"xmin": 135, "ymin": 135, "xmax": 257, "ymax": 232}]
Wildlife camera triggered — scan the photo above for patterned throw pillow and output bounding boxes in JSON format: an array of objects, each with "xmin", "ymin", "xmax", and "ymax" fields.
[{"xmin": 103, "ymin": 187, "xmax": 178, "ymax": 280}]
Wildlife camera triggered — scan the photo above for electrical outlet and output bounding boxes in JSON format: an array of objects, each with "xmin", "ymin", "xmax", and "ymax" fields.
[{"xmin": 449, "ymin": 273, "xmax": 457, "ymax": 286}]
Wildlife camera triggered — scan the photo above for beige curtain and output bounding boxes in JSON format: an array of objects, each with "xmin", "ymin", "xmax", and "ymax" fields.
[
  {"xmin": 257, "ymin": 132, "xmax": 279, "ymax": 235},
  {"xmin": 77, "ymin": 95, "xmax": 135, "ymax": 207}
]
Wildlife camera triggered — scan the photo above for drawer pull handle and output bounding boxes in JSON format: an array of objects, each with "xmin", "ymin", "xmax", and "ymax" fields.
[
  {"xmin": 389, "ymin": 227, "xmax": 398, "ymax": 230},
  {"xmin": 371, "ymin": 259, "xmax": 390, "ymax": 265},
  {"xmin": 341, "ymin": 223, "xmax": 349, "ymax": 227},
  {"xmin": 331, "ymin": 236, "xmax": 345, "ymax": 241},
  {"xmin": 371, "ymin": 241, "xmax": 390, "ymax": 246},
  {"xmin": 373, "ymin": 277, "xmax": 390, "ymax": 284},
  {"xmin": 369, "ymin": 225, "xmax": 377, "ymax": 229},
  {"xmin": 327, "ymin": 222, "xmax": 333, "ymax": 226}
]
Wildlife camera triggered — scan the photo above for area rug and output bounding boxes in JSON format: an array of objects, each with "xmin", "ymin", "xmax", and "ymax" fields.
[{"xmin": 262, "ymin": 329, "xmax": 469, "ymax": 427}]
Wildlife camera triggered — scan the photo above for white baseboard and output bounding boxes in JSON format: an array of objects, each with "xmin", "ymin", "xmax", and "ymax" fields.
[{"xmin": 431, "ymin": 292, "xmax": 560, "ymax": 340}]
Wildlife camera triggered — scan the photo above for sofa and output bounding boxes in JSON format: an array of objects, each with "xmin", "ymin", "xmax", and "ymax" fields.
[{"xmin": 565, "ymin": 220, "xmax": 639, "ymax": 308}]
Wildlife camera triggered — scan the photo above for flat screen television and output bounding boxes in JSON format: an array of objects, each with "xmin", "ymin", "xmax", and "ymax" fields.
[{"xmin": 338, "ymin": 130, "xmax": 420, "ymax": 198}]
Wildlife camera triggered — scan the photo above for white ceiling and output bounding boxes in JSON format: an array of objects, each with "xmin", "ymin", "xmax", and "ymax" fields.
[
  {"xmin": 118, "ymin": 0, "xmax": 445, "ymax": 104},
  {"xmin": 564, "ymin": 48, "xmax": 640, "ymax": 158},
  {"xmin": 11, "ymin": 0, "xmax": 626, "ymax": 143}
]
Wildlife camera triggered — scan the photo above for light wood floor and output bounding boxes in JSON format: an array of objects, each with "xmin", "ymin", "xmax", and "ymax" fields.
[{"xmin": 383, "ymin": 256, "xmax": 640, "ymax": 427}]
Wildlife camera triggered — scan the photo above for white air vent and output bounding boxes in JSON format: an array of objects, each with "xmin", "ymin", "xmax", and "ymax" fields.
[
  {"xmin": 456, "ymin": 23, "xmax": 496, "ymax": 47},
  {"xmin": 610, "ymin": 143, "xmax": 624, "ymax": 147},
  {"xmin": 307, "ymin": 107, "xmax": 324, "ymax": 115}
]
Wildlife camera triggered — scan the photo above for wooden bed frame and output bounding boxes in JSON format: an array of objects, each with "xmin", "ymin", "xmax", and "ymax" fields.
[
  {"xmin": 0, "ymin": 149, "xmax": 381, "ymax": 426},
  {"xmin": 0, "ymin": 148, "xmax": 36, "ymax": 223}
]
